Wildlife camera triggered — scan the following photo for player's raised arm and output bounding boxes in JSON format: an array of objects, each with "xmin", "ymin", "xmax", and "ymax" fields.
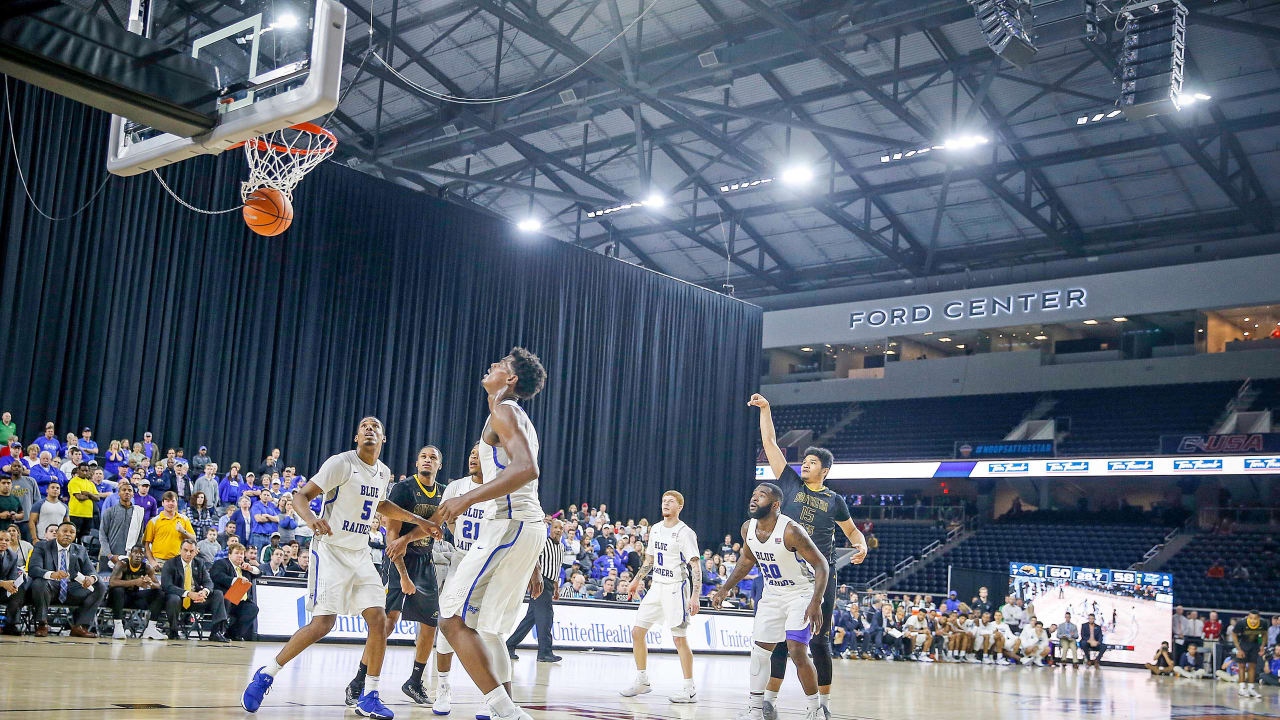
[
  {"xmin": 784, "ymin": 522, "xmax": 830, "ymax": 633},
  {"xmin": 748, "ymin": 394, "xmax": 788, "ymax": 478},
  {"xmin": 712, "ymin": 521, "xmax": 755, "ymax": 608},
  {"xmin": 435, "ymin": 402, "xmax": 537, "ymax": 525}
]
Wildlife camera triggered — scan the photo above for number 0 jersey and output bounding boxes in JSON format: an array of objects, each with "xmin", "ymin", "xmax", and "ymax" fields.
[
  {"xmin": 311, "ymin": 450, "xmax": 392, "ymax": 552},
  {"xmin": 478, "ymin": 398, "xmax": 543, "ymax": 522},
  {"xmin": 645, "ymin": 519, "xmax": 699, "ymax": 585},
  {"xmin": 745, "ymin": 513, "xmax": 815, "ymax": 598},
  {"xmin": 441, "ymin": 476, "xmax": 491, "ymax": 555}
]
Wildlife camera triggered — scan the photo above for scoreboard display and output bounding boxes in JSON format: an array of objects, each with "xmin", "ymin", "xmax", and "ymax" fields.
[
  {"xmin": 1010, "ymin": 563, "xmax": 1172, "ymax": 590},
  {"xmin": 1008, "ymin": 562, "xmax": 1173, "ymax": 665}
]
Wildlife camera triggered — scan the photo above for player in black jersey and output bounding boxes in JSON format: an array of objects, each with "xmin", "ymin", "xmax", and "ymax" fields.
[
  {"xmin": 347, "ymin": 445, "xmax": 448, "ymax": 706},
  {"xmin": 750, "ymin": 394, "xmax": 868, "ymax": 720}
]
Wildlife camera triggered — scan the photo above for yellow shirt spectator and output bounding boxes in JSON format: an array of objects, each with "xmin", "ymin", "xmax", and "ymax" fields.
[
  {"xmin": 145, "ymin": 511, "xmax": 195, "ymax": 562},
  {"xmin": 66, "ymin": 476, "xmax": 97, "ymax": 518}
]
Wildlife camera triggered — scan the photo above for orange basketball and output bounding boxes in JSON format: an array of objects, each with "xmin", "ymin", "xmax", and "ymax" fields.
[{"xmin": 242, "ymin": 187, "xmax": 293, "ymax": 236}]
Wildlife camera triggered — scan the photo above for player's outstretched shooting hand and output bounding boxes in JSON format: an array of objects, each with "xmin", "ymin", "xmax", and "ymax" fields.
[{"xmin": 747, "ymin": 393, "xmax": 769, "ymax": 409}]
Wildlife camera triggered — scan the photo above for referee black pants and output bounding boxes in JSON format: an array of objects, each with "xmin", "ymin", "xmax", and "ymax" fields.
[{"xmin": 506, "ymin": 586, "xmax": 554, "ymax": 658}]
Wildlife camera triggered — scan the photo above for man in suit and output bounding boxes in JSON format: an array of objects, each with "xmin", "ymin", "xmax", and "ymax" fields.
[
  {"xmin": 1081, "ymin": 612, "xmax": 1106, "ymax": 668},
  {"xmin": 0, "ymin": 528, "xmax": 28, "ymax": 635},
  {"xmin": 210, "ymin": 543, "xmax": 260, "ymax": 641},
  {"xmin": 161, "ymin": 539, "xmax": 228, "ymax": 642},
  {"xmin": 27, "ymin": 521, "xmax": 107, "ymax": 637}
]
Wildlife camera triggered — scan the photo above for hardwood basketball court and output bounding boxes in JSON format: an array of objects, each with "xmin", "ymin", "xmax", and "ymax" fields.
[{"xmin": 1, "ymin": 637, "xmax": 1275, "ymax": 720}]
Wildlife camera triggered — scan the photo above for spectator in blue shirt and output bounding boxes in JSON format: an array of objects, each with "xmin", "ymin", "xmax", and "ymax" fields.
[
  {"xmin": 141, "ymin": 432, "xmax": 157, "ymax": 460},
  {"xmin": 219, "ymin": 470, "xmax": 245, "ymax": 508},
  {"xmin": 33, "ymin": 427, "xmax": 60, "ymax": 459},
  {"xmin": 249, "ymin": 492, "xmax": 281, "ymax": 548},
  {"xmin": 944, "ymin": 590, "xmax": 960, "ymax": 613},
  {"xmin": 28, "ymin": 452, "xmax": 66, "ymax": 495},
  {"xmin": 1262, "ymin": 646, "xmax": 1280, "ymax": 687},
  {"xmin": 77, "ymin": 427, "xmax": 99, "ymax": 462},
  {"xmin": 591, "ymin": 544, "xmax": 625, "ymax": 579}
]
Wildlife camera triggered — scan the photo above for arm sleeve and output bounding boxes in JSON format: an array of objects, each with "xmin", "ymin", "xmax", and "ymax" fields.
[{"xmin": 309, "ymin": 454, "xmax": 349, "ymax": 495}]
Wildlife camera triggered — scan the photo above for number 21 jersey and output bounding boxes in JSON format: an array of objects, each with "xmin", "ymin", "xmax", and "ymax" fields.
[{"xmin": 311, "ymin": 450, "xmax": 392, "ymax": 551}]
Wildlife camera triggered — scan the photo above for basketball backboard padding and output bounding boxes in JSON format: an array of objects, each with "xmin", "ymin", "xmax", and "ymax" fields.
[
  {"xmin": 0, "ymin": 3, "xmax": 221, "ymax": 137},
  {"xmin": 106, "ymin": 0, "xmax": 346, "ymax": 177}
]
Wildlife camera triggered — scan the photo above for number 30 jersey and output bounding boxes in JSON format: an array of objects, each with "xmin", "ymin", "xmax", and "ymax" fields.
[
  {"xmin": 441, "ymin": 476, "xmax": 492, "ymax": 556},
  {"xmin": 311, "ymin": 450, "xmax": 392, "ymax": 552},
  {"xmin": 745, "ymin": 514, "xmax": 815, "ymax": 599},
  {"xmin": 646, "ymin": 520, "xmax": 699, "ymax": 586}
]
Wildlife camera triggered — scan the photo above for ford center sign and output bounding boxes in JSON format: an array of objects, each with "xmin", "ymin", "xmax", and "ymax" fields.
[{"xmin": 849, "ymin": 288, "xmax": 1086, "ymax": 330}]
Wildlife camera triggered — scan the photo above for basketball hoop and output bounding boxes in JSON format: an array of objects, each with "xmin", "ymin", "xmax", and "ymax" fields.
[{"xmin": 232, "ymin": 122, "xmax": 337, "ymax": 202}]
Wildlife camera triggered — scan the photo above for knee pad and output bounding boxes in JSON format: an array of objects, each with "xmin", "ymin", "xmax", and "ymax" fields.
[
  {"xmin": 751, "ymin": 643, "xmax": 773, "ymax": 691},
  {"xmin": 770, "ymin": 641, "xmax": 789, "ymax": 679},
  {"xmin": 810, "ymin": 636, "xmax": 833, "ymax": 686}
]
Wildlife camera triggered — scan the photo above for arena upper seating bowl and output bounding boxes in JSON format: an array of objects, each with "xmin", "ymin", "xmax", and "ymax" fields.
[
  {"xmin": 835, "ymin": 523, "xmax": 949, "ymax": 588},
  {"xmin": 1160, "ymin": 532, "xmax": 1280, "ymax": 612},
  {"xmin": 764, "ymin": 381, "xmax": 1248, "ymax": 462},
  {"xmin": 895, "ymin": 521, "xmax": 1174, "ymax": 595}
]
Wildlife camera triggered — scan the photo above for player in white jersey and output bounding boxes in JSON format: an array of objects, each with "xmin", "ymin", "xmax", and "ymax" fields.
[
  {"xmin": 393, "ymin": 348, "xmax": 548, "ymax": 720},
  {"xmin": 431, "ymin": 443, "xmax": 491, "ymax": 716},
  {"xmin": 713, "ymin": 483, "xmax": 829, "ymax": 720},
  {"xmin": 619, "ymin": 490, "xmax": 702, "ymax": 702},
  {"xmin": 242, "ymin": 417, "xmax": 438, "ymax": 719}
]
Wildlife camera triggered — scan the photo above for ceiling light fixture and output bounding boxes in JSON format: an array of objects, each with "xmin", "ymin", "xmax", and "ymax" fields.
[
  {"xmin": 780, "ymin": 164, "xmax": 814, "ymax": 186},
  {"xmin": 1034, "ymin": 334, "xmax": 1049, "ymax": 340},
  {"xmin": 939, "ymin": 337, "xmax": 953, "ymax": 343},
  {"xmin": 1083, "ymin": 319, "xmax": 1099, "ymax": 325},
  {"xmin": 516, "ymin": 217, "xmax": 542, "ymax": 233},
  {"xmin": 1112, "ymin": 316, "xmax": 1128, "ymax": 322},
  {"xmin": 801, "ymin": 346, "xmax": 813, "ymax": 352},
  {"xmin": 1075, "ymin": 108, "xmax": 1123, "ymax": 125}
]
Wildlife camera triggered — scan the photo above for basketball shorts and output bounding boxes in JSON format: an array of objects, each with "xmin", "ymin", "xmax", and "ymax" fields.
[
  {"xmin": 308, "ymin": 539, "xmax": 385, "ymax": 617},
  {"xmin": 439, "ymin": 519, "xmax": 544, "ymax": 635},
  {"xmin": 385, "ymin": 552, "xmax": 440, "ymax": 626},
  {"xmin": 634, "ymin": 580, "xmax": 691, "ymax": 636},
  {"xmin": 754, "ymin": 590, "xmax": 814, "ymax": 645}
]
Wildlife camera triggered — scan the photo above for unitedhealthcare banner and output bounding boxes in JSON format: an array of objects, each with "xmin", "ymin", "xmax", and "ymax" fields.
[
  {"xmin": 256, "ymin": 584, "xmax": 755, "ymax": 654},
  {"xmin": 756, "ymin": 454, "xmax": 1280, "ymax": 479}
]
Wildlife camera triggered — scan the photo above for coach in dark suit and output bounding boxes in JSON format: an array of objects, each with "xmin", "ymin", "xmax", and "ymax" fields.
[
  {"xmin": 161, "ymin": 539, "xmax": 228, "ymax": 642},
  {"xmin": 0, "ymin": 530, "xmax": 27, "ymax": 635},
  {"xmin": 1081, "ymin": 613, "xmax": 1106, "ymax": 667},
  {"xmin": 210, "ymin": 543, "xmax": 260, "ymax": 641},
  {"xmin": 27, "ymin": 521, "xmax": 107, "ymax": 637}
]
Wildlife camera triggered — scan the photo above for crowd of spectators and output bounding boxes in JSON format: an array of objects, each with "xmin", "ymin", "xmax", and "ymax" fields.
[
  {"xmin": 1161, "ymin": 606, "xmax": 1280, "ymax": 694},
  {"xmin": 534, "ymin": 503, "xmax": 761, "ymax": 608},
  {"xmin": 0, "ymin": 416, "xmax": 312, "ymax": 641}
]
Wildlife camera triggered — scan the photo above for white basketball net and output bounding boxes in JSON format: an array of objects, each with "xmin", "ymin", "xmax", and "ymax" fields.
[{"xmin": 239, "ymin": 123, "xmax": 337, "ymax": 202}]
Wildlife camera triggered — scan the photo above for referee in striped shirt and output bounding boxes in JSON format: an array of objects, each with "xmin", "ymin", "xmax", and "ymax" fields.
[{"xmin": 507, "ymin": 517, "xmax": 564, "ymax": 663}]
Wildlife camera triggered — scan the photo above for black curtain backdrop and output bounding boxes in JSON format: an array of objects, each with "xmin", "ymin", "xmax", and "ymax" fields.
[{"xmin": 0, "ymin": 82, "xmax": 763, "ymax": 540}]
